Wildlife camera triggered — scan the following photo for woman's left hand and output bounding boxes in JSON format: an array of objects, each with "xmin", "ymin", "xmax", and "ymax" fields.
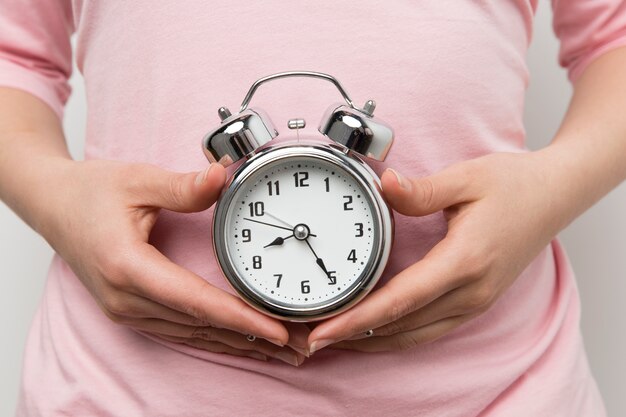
[{"xmin": 308, "ymin": 150, "xmax": 575, "ymax": 353}]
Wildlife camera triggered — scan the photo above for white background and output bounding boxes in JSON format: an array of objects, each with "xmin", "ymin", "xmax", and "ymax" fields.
[{"xmin": 1, "ymin": 3, "xmax": 624, "ymax": 415}]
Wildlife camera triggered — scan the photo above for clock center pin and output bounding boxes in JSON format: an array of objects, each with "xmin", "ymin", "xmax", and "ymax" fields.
[{"xmin": 293, "ymin": 224, "xmax": 310, "ymax": 241}]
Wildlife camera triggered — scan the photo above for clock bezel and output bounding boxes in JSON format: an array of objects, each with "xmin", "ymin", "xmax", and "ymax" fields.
[{"xmin": 212, "ymin": 140, "xmax": 393, "ymax": 322}]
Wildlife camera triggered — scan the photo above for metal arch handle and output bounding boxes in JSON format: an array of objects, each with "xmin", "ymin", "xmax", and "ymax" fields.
[{"xmin": 239, "ymin": 71, "xmax": 355, "ymax": 112}]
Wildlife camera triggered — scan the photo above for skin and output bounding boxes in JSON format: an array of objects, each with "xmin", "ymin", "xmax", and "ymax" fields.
[
  {"xmin": 0, "ymin": 88, "xmax": 308, "ymax": 367},
  {"xmin": 308, "ymin": 47, "xmax": 626, "ymax": 353},
  {"xmin": 2, "ymin": 47, "xmax": 625, "ymax": 364}
]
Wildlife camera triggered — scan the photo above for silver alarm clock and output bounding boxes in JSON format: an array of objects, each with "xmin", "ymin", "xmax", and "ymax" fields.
[{"xmin": 202, "ymin": 71, "xmax": 394, "ymax": 321}]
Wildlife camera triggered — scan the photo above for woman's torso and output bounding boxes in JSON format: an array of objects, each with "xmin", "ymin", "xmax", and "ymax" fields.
[{"xmin": 18, "ymin": 1, "xmax": 605, "ymax": 416}]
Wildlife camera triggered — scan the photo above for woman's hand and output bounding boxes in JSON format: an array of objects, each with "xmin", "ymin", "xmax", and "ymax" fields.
[
  {"xmin": 40, "ymin": 159, "xmax": 306, "ymax": 366},
  {"xmin": 307, "ymin": 150, "xmax": 576, "ymax": 353}
]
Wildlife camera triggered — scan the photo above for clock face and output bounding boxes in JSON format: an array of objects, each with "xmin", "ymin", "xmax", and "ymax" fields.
[{"xmin": 219, "ymin": 152, "xmax": 381, "ymax": 316}]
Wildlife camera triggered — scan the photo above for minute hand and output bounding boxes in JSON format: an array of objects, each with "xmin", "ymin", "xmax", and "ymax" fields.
[
  {"xmin": 244, "ymin": 217, "xmax": 317, "ymax": 236},
  {"xmin": 305, "ymin": 239, "xmax": 330, "ymax": 276},
  {"xmin": 243, "ymin": 218, "xmax": 293, "ymax": 232}
]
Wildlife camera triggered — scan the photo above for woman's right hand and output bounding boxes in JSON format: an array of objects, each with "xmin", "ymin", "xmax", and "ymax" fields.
[{"xmin": 38, "ymin": 159, "xmax": 306, "ymax": 366}]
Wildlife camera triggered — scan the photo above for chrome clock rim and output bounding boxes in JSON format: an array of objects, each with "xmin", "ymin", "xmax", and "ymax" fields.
[{"xmin": 212, "ymin": 141, "xmax": 393, "ymax": 322}]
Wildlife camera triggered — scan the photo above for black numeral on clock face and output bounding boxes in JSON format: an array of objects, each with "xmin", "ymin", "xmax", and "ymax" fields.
[
  {"xmin": 355, "ymin": 223, "xmax": 364, "ymax": 237},
  {"xmin": 267, "ymin": 180, "xmax": 280, "ymax": 196},
  {"xmin": 274, "ymin": 274, "xmax": 283, "ymax": 288},
  {"xmin": 248, "ymin": 201, "xmax": 264, "ymax": 217},
  {"xmin": 343, "ymin": 195, "xmax": 353, "ymax": 211},
  {"xmin": 293, "ymin": 172, "xmax": 309, "ymax": 187},
  {"xmin": 233, "ymin": 162, "xmax": 374, "ymax": 305}
]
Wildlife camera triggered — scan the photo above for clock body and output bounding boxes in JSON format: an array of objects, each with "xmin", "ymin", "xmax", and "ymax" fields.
[{"xmin": 212, "ymin": 141, "xmax": 393, "ymax": 321}]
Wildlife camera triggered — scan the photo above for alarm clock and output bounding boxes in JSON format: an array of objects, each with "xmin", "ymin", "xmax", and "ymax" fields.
[{"xmin": 202, "ymin": 71, "xmax": 394, "ymax": 321}]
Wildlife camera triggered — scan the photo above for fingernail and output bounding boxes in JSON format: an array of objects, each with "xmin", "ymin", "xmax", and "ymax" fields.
[
  {"xmin": 289, "ymin": 345, "xmax": 310, "ymax": 358},
  {"xmin": 247, "ymin": 352, "xmax": 268, "ymax": 361},
  {"xmin": 266, "ymin": 338, "xmax": 285, "ymax": 347},
  {"xmin": 309, "ymin": 339, "xmax": 336, "ymax": 355},
  {"xmin": 346, "ymin": 333, "xmax": 369, "ymax": 340},
  {"xmin": 275, "ymin": 351, "xmax": 301, "ymax": 367},
  {"xmin": 295, "ymin": 353, "xmax": 306, "ymax": 366},
  {"xmin": 386, "ymin": 168, "xmax": 410, "ymax": 190},
  {"xmin": 194, "ymin": 164, "xmax": 214, "ymax": 185}
]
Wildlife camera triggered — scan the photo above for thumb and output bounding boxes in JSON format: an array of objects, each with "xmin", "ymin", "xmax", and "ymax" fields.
[
  {"xmin": 141, "ymin": 163, "xmax": 227, "ymax": 212},
  {"xmin": 381, "ymin": 165, "xmax": 473, "ymax": 216}
]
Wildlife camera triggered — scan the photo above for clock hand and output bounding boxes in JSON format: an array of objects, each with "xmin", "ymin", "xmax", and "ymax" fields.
[
  {"xmin": 263, "ymin": 235, "xmax": 294, "ymax": 248},
  {"xmin": 315, "ymin": 255, "xmax": 329, "ymax": 275},
  {"xmin": 304, "ymin": 239, "xmax": 333, "ymax": 279},
  {"xmin": 244, "ymin": 217, "xmax": 317, "ymax": 236},
  {"xmin": 243, "ymin": 218, "xmax": 293, "ymax": 232},
  {"xmin": 304, "ymin": 239, "xmax": 320, "ymax": 261},
  {"xmin": 263, "ymin": 211, "xmax": 293, "ymax": 228}
]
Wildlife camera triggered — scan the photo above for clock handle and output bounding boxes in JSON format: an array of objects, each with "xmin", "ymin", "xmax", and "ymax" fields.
[
  {"xmin": 237, "ymin": 70, "xmax": 395, "ymax": 162},
  {"xmin": 202, "ymin": 71, "xmax": 395, "ymax": 166},
  {"xmin": 238, "ymin": 71, "xmax": 355, "ymax": 112},
  {"xmin": 239, "ymin": 71, "xmax": 394, "ymax": 161}
]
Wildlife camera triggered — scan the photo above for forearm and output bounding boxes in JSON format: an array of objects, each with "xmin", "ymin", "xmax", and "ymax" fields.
[
  {"xmin": 536, "ymin": 47, "xmax": 626, "ymax": 231},
  {"xmin": 0, "ymin": 87, "xmax": 74, "ymax": 234},
  {"xmin": 0, "ymin": 91, "xmax": 295, "ymax": 358}
]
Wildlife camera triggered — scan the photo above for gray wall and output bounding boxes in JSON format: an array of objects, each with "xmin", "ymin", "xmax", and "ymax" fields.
[
  {"xmin": 524, "ymin": 3, "xmax": 626, "ymax": 415},
  {"xmin": 1, "ymin": 2, "xmax": 624, "ymax": 415}
]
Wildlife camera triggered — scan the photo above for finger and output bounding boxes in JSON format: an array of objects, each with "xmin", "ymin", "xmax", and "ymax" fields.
[
  {"xmin": 367, "ymin": 285, "xmax": 483, "ymax": 337},
  {"xmin": 128, "ymin": 243, "xmax": 290, "ymax": 346},
  {"xmin": 283, "ymin": 322, "xmax": 312, "ymax": 357},
  {"xmin": 129, "ymin": 318, "xmax": 303, "ymax": 365},
  {"xmin": 189, "ymin": 325, "xmax": 300, "ymax": 362},
  {"xmin": 136, "ymin": 162, "xmax": 226, "ymax": 212},
  {"xmin": 308, "ymin": 240, "xmax": 461, "ymax": 352},
  {"xmin": 186, "ymin": 337, "xmax": 305, "ymax": 367},
  {"xmin": 128, "ymin": 317, "xmax": 208, "ymax": 338},
  {"xmin": 204, "ymin": 329, "xmax": 306, "ymax": 367},
  {"xmin": 380, "ymin": 164, "xmax": 475, "ymax": 217},
  {"xmin": 156, "ymin": 334, "xmax": 268, "ymax": 361},
  {"xmin": 331, "ymin": 315, "xmax": 472, "ymax": 353},
  {"xmin": 157, "ymin": 333, "xmax": 305, "ymax": 366},
  {"xmin": 109, "ymin": 293, "xmax": 209, "ymax": 326}
]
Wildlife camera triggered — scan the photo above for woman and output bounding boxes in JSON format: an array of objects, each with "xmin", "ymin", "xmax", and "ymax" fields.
[{"xmin": 1, "ymin": 1, "xmax": 625, "ymax": 416}]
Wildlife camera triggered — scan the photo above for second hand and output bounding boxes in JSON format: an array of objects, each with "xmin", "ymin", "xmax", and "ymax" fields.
[{"xmin": 264, "ymin": 211, "xmax": 293, "ymax": 228}]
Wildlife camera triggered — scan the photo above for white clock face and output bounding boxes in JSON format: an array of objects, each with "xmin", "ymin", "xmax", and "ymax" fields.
[{"xmin": 221, "ymin": 154, "xmax": 380, "ymax": 313}]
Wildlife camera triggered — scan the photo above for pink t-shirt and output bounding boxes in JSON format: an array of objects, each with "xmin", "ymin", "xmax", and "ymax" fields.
[{"xmin": 2, "ymin": 1, "xmax": 626, "ymax": 416}]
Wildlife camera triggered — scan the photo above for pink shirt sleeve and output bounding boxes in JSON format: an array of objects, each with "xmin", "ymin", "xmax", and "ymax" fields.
[
  {"xmin": 552, "ymin": 0, "xmax": 626, "ymax": 82},
  {"xmin": 0, "ymin": 0, "xmax": 74, "ymax": 118}
]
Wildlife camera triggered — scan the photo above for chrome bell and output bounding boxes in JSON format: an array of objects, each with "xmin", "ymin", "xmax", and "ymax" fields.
[
  {"xmin": 202, "ymin": 71, "xmax": 394, "ymax": 165},
  {"xmin": 202, "ymin": 106, "xmax": 278, "ymax": 166},
  {"xmin": 319, "ymin": 99, "xmax": 394, "ymax": 161}
]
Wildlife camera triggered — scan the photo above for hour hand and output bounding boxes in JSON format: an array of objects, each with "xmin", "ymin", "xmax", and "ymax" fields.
[{"xmin": 264, "ymin": 235, "xmax": 294, "ymax": 248}]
